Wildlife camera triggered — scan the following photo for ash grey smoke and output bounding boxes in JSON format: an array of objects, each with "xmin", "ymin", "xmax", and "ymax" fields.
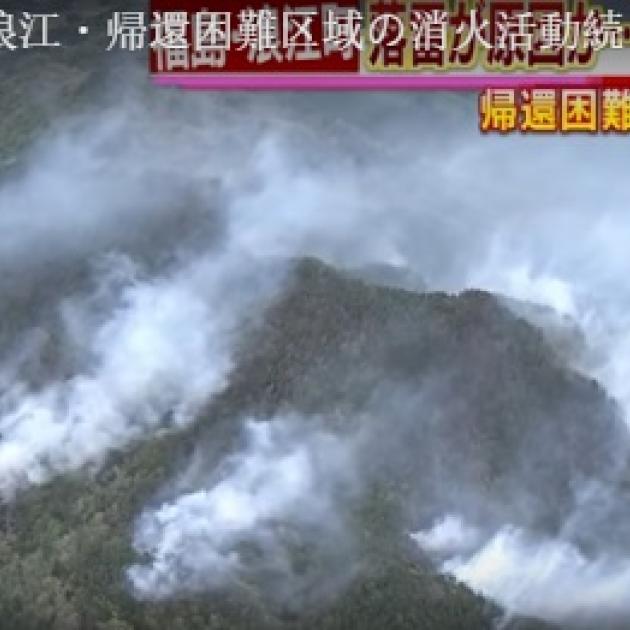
[
  {"xmin": 0, "ymin": 248, "xmax": 286, "ymax": 497},
  {"xmin": 3, "ymin": 77, "xmax": 630, "ymax": 626},
  {"xmin": 128, "ymin": 415, "xmax": 360, "ymax": 607}
]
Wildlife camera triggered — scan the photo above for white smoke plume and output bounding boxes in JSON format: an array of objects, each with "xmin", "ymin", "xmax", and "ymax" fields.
[
  {"xmin": 410, "ymin": 514, "xmax": 481, "ymax": 557},
  {"xmin": 3, "ymin": 83, "xmax": 630, "ymax": 624},
  {"xmin": 412, "ymin": 507, "xmax": 630, "ymax": 626},
  {"xmin": 0, "ymin": 91, "xmax": 445, "ymax": 496},
  {"xmin": 467, "ymin": 251, "xmax": 630, "ymax": 425},
  {"xmin": 0, "ymin": 248, "xmax": 283, "ymax": 497},
  {"xmin": 443, "ymin": 523, "xmax": 630, "ymax": 625},
  {"xmin": 128, "ymin": 416, "xmax": 358, "ymax": 601}
]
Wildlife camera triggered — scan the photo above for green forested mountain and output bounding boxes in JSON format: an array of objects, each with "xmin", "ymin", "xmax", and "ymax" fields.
[{"xmin": 2, "ymin": 258, "xmax": 626, "ymax": 630}]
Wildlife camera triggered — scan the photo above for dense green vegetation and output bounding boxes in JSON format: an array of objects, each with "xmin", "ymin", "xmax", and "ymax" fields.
[
  {"xmin": 2, "ymin": 12, "xmax": 628, "ymax": 626},
  {"xmin": 3, "ymin": 258, "xmax": 624, "ymax": 630}
]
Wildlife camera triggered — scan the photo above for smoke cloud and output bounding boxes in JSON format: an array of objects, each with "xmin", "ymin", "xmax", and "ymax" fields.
[
  {"xmin": 414, "ymin": 515, "xmax": 630, "ymax": 626},
  {"xmin": 128, "ymin": 416, "xmax": 359, "ymax": 603},
  {"xmin": 0, "ymin": 248, "xmax": 288, "ymax": 497},
  {"xmin": 3, "ymin": 81, "xmax": 630, "ymax": 624}
]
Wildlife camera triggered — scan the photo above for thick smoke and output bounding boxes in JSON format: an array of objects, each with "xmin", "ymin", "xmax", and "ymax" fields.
[
  {"xmin": 410, "ymin": 514, "xmax": 481, "ymax": 557},
  {"xmin": 3, "ymin": 81, "xmax": 630, "ymax": 623},
  {"xmin": 414, "ymin": 515, "xmax": 630, "ymax": 626},
  {"xmin": 128, "ymin": 416, "xmax": 359, "ymax": 604},
  {"xmin": 0, "ymin": 249, "xmax": 277, "ymax": 496},
  {"xmin": 0, "ymin": 97, "xmax": 296, "ymax": 496}
]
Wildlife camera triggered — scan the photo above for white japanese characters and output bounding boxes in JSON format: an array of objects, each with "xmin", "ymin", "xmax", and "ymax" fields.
[
  {"xmin": 107, "ymin": 12, "xmax": 147, "ymax": 51},
  {"xmin": 0, "ymin": 5, "xmax": 626, "ymax": 64},
  {"xmin": 0, "ymin": 10, "xmax": 60, "ymax": 49}
]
